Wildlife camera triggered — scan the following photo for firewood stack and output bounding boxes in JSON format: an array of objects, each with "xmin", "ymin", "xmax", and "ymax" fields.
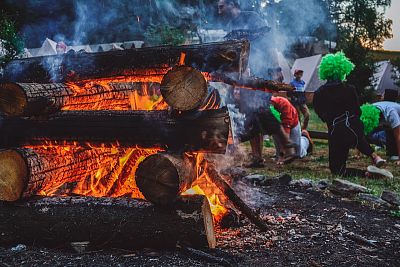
[{"xmin": 0, "ymin": 41, "xmax": 250, "ymax": 249}]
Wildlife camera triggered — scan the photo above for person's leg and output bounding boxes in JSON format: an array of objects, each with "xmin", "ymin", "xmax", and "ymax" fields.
[
  {"xmin": 300, "ymin": 136, "xmax": 309, "ymax": 158},
  {"xmin": 290, "ymin": 122, "xmax": 302, "ymax": 158},
  {"xmin": 299, "ymin": 104, "xmax": 310, "ymax": 130},
  {"xmin": 385, "ymin": 128, "xmax": 397, "ymax": 157},
  {"xmin": 329, "ymin": 127, "xmax": 367, "ymax": 177}
]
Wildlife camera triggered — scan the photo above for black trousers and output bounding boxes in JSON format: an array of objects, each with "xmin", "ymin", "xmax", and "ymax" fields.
[
  {"xmin": 328, "ymin": 117, "xmax": 374, "ymax": 177},
  {"xmin": 385, "ymin": 128, "xmax": 398, "ymax": 157}
]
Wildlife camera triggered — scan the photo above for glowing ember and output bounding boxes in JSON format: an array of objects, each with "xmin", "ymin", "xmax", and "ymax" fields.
[{"xmin": 182, "ymin": 153, "xmax": 229, "ymax": 222}]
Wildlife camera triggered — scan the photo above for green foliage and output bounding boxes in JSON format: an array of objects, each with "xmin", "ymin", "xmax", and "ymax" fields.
[
  {"xmin": 319, "ymin": 52, "xmax": 355, "ymax": 81},
  {"xmin": 0, "ymin": 12, "xmax": 23, "ymax": 67},
  {"xmin": 391, "ymin": 210, "xmax": 400, "ymax": 218},
  {"xmin": 360, "ymin": 104, "xmax": 380, "ymax": 135},
  {"xmin": 270, "ymin": 105, "xmax": 281, "ymax": 123},
  {"xmin": 144, "ymin": 25, "xmax": 186, "ymax": 46}
]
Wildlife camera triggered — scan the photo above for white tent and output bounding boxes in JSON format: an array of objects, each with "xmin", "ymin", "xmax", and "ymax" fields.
[
  {"xmin": 277, "ymin": 51, "xmax": 292, "ymax": 83},
  {"xmin": 36, "ymin": 38, "xmax": 58, "ymax": 56},
  {"xmin": 291, "ymin": 54, "xmax": 325, "ymax": 92},
  {"xmin": 373, "ymin": 61, "xmax": 400, "ymax": 95}
]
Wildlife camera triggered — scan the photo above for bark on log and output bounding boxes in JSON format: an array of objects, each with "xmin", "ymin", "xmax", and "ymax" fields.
[
  {"xmin": 136, "ymin": 153, "xmax": 196, "ymax": 205},
  {"xmin": 160, "ymin": 66, "xmax": 207, "ymax": 111},
  {"xmin": 210, "ymin": 72, "xmax": 295, "ymax": 92},
  {"xmin": 0, "ymin": 82, "xmax": 163, "ymax": 117},
  {"xmin": 3, "ymin": 41, "xmax": 250, "ymax": 83},
  {"xmin": 0, "ymin": 109, "xmax": 230, "ymax": 154},
  {"xmin": 0, "ymin": 195, "xmax": 216, "ymax": 249},
  {"xmin": 0, "ymin": 147, "xmax": 124, "ymax": 201}
]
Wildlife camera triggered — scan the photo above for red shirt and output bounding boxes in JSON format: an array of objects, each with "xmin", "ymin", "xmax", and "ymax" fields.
[{"xmin": 271, "ymin": 97, "xmax": 299, "ymax": 134}]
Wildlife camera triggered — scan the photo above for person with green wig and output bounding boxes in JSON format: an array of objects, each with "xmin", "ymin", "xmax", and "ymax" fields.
[
  {"xmin": 313, "ymin": 52, "xmax": 392, "ymax": 178},
  {"xmin": 361, "ymin": 102, "xmax": 400, "ymax": 165}
]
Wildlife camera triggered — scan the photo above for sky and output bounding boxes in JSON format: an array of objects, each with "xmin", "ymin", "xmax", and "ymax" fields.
[{"xmin": 384, "ymin": 1, "xmax": 400, "ymax": 51}]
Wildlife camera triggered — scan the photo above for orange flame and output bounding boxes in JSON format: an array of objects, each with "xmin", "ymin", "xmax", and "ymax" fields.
[{"xmin": 24, "ymin": 69, "xmax": 227, "ymax": 223}]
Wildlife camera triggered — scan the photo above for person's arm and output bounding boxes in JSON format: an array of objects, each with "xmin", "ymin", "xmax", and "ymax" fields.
[
  {"xmin": 312, "ymin": 89, "xmax": 326, "ymax": 122},
  {"xmin": 393, "ymin": 126, "xmax": 400, "ymax": 165},
  {"xmin": 349, "ymin": 85, "xmax": 361, "ymax": 116}
]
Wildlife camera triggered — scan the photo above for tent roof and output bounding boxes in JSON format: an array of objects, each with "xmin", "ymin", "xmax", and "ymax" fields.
[
  {"xmin": 291, "ymin": 54, "xmax": 325, "ymax": 92},
  {"xmin": 37, "ymin": 38, "xmax": 58, "ymax": 56},
  {"xmin": 373, "ymin": 61, "xmax": 399, "ymax": 95}
]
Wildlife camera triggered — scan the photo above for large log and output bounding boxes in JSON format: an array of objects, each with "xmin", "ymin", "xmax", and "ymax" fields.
[
  {"xmin": 0, "ymin": 109, "xmax": 230, "ymax": 154},
  {"xmin": 136, "ymin": 153, "xmax": 196, "ymax": 205},
  {"xmin": 2, "ymin": 40, "xmax": 250, "ymax": 83},
  {"xmin": 0, "ymin": 195, "xmax": 216, "ymax": 249},
  {"xmin": 160, "ymin": 66, "xmax": 208, "ymax": 111},
  {"xmin": 0, "ymin": 147, "xmax": 137, "ymax": 201},
  {"xmin": 0, "ymin": 82, "xmax": 164, "ymax": 117}
]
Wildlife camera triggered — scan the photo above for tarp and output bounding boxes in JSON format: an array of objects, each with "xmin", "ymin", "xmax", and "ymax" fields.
[
  {"xmin": 373, "ymin": 61, "xmax": 400, "ymax": 95},
  {"xmin": 291, "ymin": 54, "xmax": 325, "ymax": 92}
]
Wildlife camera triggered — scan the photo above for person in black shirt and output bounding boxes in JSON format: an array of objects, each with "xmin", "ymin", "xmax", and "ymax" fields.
[{"xmin": 313, "ymin": 52, "xmax": 391, "ymax": 178}]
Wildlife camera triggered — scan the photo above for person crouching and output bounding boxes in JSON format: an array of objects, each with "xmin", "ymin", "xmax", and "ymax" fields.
[{"xmin": 270, "ymin": 96, "xmax": 313, "ymax": 163}]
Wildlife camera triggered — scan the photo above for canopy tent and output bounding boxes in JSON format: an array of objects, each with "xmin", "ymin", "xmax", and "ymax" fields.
[
  {"xmin": 290, "ymin": 54, "xmax": 325, "ymax": 92},
  {"xmin": 277, "ymin": 51, "xmax": 292, "ymax": 84},
  {"xmin": 373, "ymin": 61, "xmax": 400, "ymax": 96}
]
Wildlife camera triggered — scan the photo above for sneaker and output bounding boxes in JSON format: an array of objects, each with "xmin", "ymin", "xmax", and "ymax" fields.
[{"xmin": 367, "ymin": 166, "xmax": 394, "ymax": 179}]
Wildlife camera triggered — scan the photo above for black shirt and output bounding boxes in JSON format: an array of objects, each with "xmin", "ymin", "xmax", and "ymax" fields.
[{"xmin": 313, "ymin": 81, "xmax": 361, "ymax": 126}]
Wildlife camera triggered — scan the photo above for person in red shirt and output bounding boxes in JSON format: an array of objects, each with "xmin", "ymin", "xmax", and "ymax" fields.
[{"xmin": 271, "ymin": 96, "xmax": 313, "ymax": 162}]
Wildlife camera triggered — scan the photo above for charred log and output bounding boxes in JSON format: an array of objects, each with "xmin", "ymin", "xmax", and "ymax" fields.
[
  {"xmin": 3, "ymin": 41, "xmax": 250, "ymax": 83},
  {"xmin": 0, "ymin": 148, "xmax": 124, "ymax": 201},
  {"xmin": 0, "ymin": 195, "xmax": 216, "ymax": 249},
  {"xmin": 0, "ymin": 109, "xmax": 230, "ymax": 154},
  {"xmin": 210, "ymin": 72, "xmax": 295, "ymax": 92},
  {"xmin": 136, "ymin": 153, "xmax": 197, "ymax": 205},
  {"xmin": 0, "ymin": 82, "xmax": 163, "ymax": 117}
]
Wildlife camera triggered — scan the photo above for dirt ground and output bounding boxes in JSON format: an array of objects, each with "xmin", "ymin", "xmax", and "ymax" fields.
[{"xmin": 1, "ymin": 181, "xmax": 399, "ymax": 267}]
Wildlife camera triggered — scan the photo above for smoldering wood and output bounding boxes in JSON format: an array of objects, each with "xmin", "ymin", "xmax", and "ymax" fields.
[
  {"xmin": 205, "ymin": 161, "xmax": 270, "ymax": 232},
  {"xmin": 0, "ymin": 195, "xmax": 216, "ymax": 249},
  {"xmin": 0, "ymin": 109, "xmax": 230, "ymax": 154},
  {"xmin": 0, "ymin": 148, "xmax": 123, "ymax": 202},
  {"xmin": 2, "ymin": 40, "xmax": 250, "ymax": 83},
  {"xmin": 210, "ymin": 72, "xmax": 295, "ymax": 92},
  {"xmin": 136, "ymin": 153, "xmax": 197, "ymax": 206},
  {"xmin": 0, "ymin": 82, "xmax": 162, "ymax": 117}
]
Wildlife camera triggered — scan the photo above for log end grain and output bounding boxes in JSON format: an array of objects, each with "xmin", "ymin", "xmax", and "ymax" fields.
[
  {"xmin": 136, "ymin": 154, "xmax": 180, "ymax": 206},
  {"xmin": 0, "ymin": 83, "xmax": 27, "ymax": 117},
  {"xmin": 0, "ymin": 150, "xmax": 28, "ymax": 201},
  {"xmin": 160, "ymin": 66, "xmax": 207, "ymax": 111}
]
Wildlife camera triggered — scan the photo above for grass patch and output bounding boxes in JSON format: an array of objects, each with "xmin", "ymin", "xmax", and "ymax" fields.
[{"xmin": 241, "ymin": 108, "xmax": 400, "ymax": 195}]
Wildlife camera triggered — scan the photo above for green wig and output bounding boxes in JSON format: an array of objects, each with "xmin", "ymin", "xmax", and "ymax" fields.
[
  {"xmin": 319, "ymin": 52, "xmax": 355, "ymax": 81},
  {"xmin": 360, "ymin": 104, "xmax": 381, "ymax": 135},
  {"xmin": 270, "ymin": 105, "xmax": 281, "ymax": 123}
]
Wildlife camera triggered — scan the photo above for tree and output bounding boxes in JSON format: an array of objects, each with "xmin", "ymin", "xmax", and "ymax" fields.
[
  {"xmin": 326, "ymin": 0, "xmax": 393, "ymax": 102},
  {"xmin": 0, "ymin": 12, "xmax": 24, "ymax": 67}
]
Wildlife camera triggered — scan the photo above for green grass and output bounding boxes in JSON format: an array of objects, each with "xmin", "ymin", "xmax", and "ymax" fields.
[{"xmin": 242, "ymin": 108, "xmax": 400, "ymax": 196}]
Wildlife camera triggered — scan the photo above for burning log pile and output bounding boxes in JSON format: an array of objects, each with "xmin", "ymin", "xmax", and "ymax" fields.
[{"xmin": 0, "ymin": 40, "xmax": 254, "ymax": 249}]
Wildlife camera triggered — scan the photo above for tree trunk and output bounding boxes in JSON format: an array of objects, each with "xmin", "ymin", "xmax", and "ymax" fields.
[
  {"xmin": 3, "ymin": 40, "xmax": 249, "ymax": 83},
  {"xmin": 0, "ymin": 109, "xmax": 230, "ymax": 154},
  {"xmin": 0, "ymin": 147, "xmax": 126, "ymax": 201},
  {"xmin": 160, "ymin": 66, "xmax": 207, "ymax": 111},
  {"xmin": 136, "ymin": 153, "xmax": 197, "ymax": 205},
  {"xmin": 0, "ymin": 82, "xmax": 163, "ymax": 117},
  {"xmin": 0, "ymin": 195, "xmax": 216, "ymax": 249}
]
